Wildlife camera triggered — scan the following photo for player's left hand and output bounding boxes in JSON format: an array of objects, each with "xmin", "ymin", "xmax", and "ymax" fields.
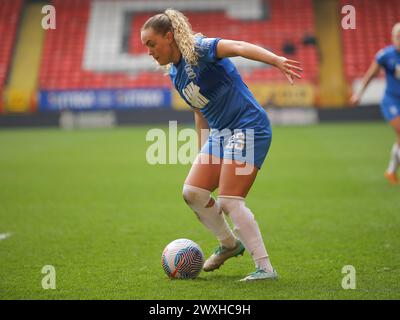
[{"xmin": 275, "ymin": 57, "xmax": 302, "ymax": 85}]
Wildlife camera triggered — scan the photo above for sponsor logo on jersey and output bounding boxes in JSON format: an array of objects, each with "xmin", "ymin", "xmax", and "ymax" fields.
[{"xmin": 182, "ymin": 82, "xmax": 209, "ymax": 109}]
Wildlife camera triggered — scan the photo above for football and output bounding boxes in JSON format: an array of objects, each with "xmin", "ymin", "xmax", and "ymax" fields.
[{"xmin": 161, "ymin": 239, "xmax": 205, "ymax": 279}]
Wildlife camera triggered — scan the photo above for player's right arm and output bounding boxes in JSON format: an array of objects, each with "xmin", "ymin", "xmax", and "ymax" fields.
[
  {"xmin": 350, "ymin": 61, "xmax": 381, "ymax": 105},
  {"xmin": 193, "ymin": 108, "xmax": 209, "ymax": 151}
]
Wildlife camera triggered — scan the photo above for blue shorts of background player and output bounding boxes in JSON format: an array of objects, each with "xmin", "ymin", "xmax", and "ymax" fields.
[{"xmin": 381, "ymin": 93, "xmax": 400, "ymax": 122}]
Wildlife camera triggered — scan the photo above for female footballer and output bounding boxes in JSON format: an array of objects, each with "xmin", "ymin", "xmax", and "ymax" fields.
[
  {"xmin": 141, "ymin": 9, "xmax": 302, "ymax": 281},
  {"xmin": 351, "ymin": 23, "xmax": 400, "ymax": 185}
]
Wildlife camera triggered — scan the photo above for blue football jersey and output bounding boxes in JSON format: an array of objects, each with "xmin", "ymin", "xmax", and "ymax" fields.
[
  {"xmin": 169, "ymin": 37, "xmax": 270, "ymax": 132},
  {"xmin": 376, "ymin": 45, "xmax": 400, "ymax": 98}
]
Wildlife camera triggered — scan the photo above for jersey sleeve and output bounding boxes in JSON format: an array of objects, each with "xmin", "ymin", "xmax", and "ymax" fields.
[
  {"xmin": 375, "ymin": 49, "xmax": 386, "ymax": 67},
  {"xmin": 196, "ymin": 37, "xmax": 221, "ymax": 63}
]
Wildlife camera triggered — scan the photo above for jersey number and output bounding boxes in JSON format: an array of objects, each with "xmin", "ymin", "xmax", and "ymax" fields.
[{"xmin": 226, "ymin": 132, "xmax": 245, "ymax": 151}]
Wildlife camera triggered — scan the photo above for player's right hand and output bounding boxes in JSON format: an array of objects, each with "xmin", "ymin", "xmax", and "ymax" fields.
[{"xmin": 349, "ymin": 93, "xmax": 360, "ymax": 106}]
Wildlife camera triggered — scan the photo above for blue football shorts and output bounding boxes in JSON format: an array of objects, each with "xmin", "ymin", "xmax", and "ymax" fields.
[
  {"xmin": 200, "ymin": 126, "xmax": 272, "ymax": 170},
  {"xmin": 381, "ymin": 93, "xmax": 400, "ymax": 122}
]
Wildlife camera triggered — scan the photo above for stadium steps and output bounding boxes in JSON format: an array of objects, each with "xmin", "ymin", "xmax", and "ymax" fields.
[
  {"xmin": 312, "ymin": 0, "xmax": 347, "ymax": 107},
  {"xmin": 5, "ymin": 2, "xmax": 46, "ymax": 113},
  {"xmin": 0, "ymin": 0, "xmax": 23, "ymax": 113}
]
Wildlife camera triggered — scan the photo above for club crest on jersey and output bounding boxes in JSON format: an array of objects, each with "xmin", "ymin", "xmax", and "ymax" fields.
[{"xmin": 182, "ymin": 82, "xmax": 209, "ymax": 109}]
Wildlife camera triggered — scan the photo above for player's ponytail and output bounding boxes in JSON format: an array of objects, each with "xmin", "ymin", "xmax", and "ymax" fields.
[
  {"xmin": 141, "ymin": 9, "xmax": 202, "ymax": 66},
  {"xmin": 164, "ymin": 9, "xmax": 201, "ymax": 66}
]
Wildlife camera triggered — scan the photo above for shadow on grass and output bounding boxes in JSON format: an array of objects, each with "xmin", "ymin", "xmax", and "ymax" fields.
[{"xmin": 163, "ymin": 274, "xmax": 245, "ymax": 282}]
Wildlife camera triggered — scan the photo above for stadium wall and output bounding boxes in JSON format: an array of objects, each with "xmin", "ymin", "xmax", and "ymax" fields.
[{"xmin": 0, "ymin": 105, "xmax": 383, "ymax": 129}]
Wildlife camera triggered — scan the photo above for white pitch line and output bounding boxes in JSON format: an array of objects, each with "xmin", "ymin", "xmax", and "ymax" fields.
[{"xmin": 0, "ymin": 233, "xmax": 12, "ymax": 241}]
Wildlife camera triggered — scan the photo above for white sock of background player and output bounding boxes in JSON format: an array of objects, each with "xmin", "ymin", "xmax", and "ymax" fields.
[{"xmin": 386, "ymin": 142, "xmax": 400, "ymax": 173}]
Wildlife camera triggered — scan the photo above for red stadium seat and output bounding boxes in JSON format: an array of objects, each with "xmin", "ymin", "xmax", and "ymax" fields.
[{"xmin": 340, "ymin": 0, "xmax": 400, "ymax": 81}]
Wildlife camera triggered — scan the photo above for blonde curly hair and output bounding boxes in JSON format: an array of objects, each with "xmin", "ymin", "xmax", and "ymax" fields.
[
  {"xmin": 141, "ymin": 9, "xmax": 203, "ymax": 67},
  {"xmin": 393, "ymin": 22, "xmax": 400, "ymax": 36}
]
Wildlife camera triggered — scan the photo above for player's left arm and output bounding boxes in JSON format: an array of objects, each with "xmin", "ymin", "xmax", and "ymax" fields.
[{"xmin": 216, "ymin": 39, "xmax": 302, "ymax": 84}]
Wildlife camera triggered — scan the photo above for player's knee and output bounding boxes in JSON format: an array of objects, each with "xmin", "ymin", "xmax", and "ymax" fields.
[
  {"xmin": 182, "ymin": 185, "xmax": 198, "ymax": 206},
  {"xmin": 218, "ymin": 197, "xmax": 243, "ymax": 214},
  {"xmin": 182, "ymin": 184, "xmax": 210, "ymax": 208}
]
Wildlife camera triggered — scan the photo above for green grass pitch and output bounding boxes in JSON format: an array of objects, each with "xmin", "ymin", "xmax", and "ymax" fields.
[{"xmin": 0, "ymin": 122, "xmax": 399, "ymax": 299}]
